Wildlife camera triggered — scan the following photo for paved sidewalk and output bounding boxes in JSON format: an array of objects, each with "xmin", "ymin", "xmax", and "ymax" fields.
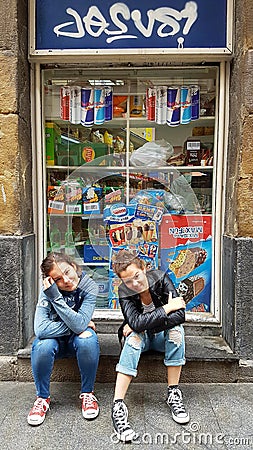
[{"xmin": 0, "ymin": 382, "xmax": 253, "ymax": 450}]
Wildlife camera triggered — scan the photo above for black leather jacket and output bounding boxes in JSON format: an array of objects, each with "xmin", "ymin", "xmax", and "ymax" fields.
[{"xmin": 117, "ymin": 269, "xmax": 185, "ymax": 343}]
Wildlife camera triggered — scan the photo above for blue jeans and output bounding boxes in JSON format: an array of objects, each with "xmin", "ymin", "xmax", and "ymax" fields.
[
  {"xmin": 116, "ymin": 325, "xmax": 185, "ymax": 377},
  {"xmin": 31, "ymin": 328, "xmax": 100, "ymax": 398}
]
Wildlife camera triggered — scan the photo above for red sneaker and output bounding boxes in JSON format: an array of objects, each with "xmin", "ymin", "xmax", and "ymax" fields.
[
  {"xmin": 27, "ymin": 397, "xmax": 50, "ymax": 426},
  {"xmin": 80, "ymin": 392, "xmax": 99, "ymax": 420}
]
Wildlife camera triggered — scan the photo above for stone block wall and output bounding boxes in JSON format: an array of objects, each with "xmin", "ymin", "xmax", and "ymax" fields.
[{"xmin": 0, "ymin": 0, "xmax": 35, "ymax": 355}]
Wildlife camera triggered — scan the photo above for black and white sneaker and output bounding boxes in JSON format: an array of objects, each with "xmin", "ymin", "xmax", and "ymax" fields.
[
  {"xmin": 112, "ymin": 400, "xmax": 137, "ymax": 442},
  {"xmin": 167, "ymin": 387, "xmax": 190, "ymax": 424}
]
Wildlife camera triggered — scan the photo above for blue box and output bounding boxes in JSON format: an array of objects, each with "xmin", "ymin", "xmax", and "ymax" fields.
[{"xmin": 83, "ymin": 244, "xmax": 109, "ymax": 263}]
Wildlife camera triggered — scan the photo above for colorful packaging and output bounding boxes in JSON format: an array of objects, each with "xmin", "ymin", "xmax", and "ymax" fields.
[
  {"xmin": 60, "ymin": 86, "xmax": 70, "ymax": 121},
  {"xmin": 47, "ymin": 185, "xmax": 65, "ymax": 214},
  {"xmin": 146, "ymin": 88, "xmax": 156, "ymax": 121},
  {"xmin": 167, "ymin": 86, "xmax": 181, "ymax": 127},
  {"xmin": 70, "ymin": 86, "xmax": 81, "ymax": 124},
  {"xmin": 82, "ymin": 185, "xmax": 103, "ymax": 215},
  {"xmin": 45, "ymin": 122, "xmax": 61, "ymax": 166},
  {"xmin": 130, "ymin": 95, "xmax": 143, "ymax": 117},
  {"xmin": 81, "ymin": 88, "xmax": 94, "ymax": 127},
  {"xmin": 104, "ymin": 86, "xmax": 113, "ymax": 121},
  {"xmin": 94, "ymin": 88, "xmax": 105, "ymax": 125},
  {"xmin": 65, "ymin": 182, "xmax": 83, "ymax": 214},
  {"xmin": 155, "ymin": 86, "xmax": 167, "ymax": 124},
  {"xmin": 191, "ymin": 85, "xmax": 200, "ymax": 120},
  {"xmin": 180, "ymin": 86, "xmax": 192, "ymax": 124},
  {"xmin": 160, "ymin": 214, "xmax": 212, "ymax": 312}
]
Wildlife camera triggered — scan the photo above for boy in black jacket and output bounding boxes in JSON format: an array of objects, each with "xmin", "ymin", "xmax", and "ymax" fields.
[{"xmin": 111, "ymin": 249, "xmax": 189, "ymax": 442}]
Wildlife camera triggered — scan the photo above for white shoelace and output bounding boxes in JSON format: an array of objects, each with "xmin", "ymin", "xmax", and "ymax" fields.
[
  {"xmin": 113, "ymin": 402, "xmax": 130, "ymax": 432},
  {"xmin": 80, "ymin": 393, "xmax": 97, "ymax": 408},
  {"xmin": 168, "ymin": 389, "xmax": 186, "ymax": 414},
  {"xmin": 32, "ymin": 398, "xmax": 49, "ymax": 413}
]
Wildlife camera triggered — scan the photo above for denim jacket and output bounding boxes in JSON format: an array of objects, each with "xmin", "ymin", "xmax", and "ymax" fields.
[
  {"xmin": 118, "ymin": 269, "xmax": 185, "ymax": 343},
  {"xmin": 34, "ymin": 272, "xmax": 98, "ymax": 339}
]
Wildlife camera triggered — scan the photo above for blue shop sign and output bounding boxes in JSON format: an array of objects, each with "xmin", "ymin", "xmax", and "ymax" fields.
[{"xmin": 30, "ymin": 0, "xmax": 233, "ymax": 56}]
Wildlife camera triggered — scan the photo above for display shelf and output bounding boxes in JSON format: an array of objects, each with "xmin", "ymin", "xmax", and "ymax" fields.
[
  {"xmin": 46, "ymin": 115, "xmax": 215, "ymax": 128},
  {"xmin": 47, "ymin": 165, "xmax": 213, "ymax": 171}
]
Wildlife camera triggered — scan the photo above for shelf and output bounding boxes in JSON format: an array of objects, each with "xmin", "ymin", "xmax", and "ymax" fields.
[
  {"xmin": 45, "ymin": 116, "xmax": 215, "ymax": 128},
  {"xmin": 47, "ymin": 165, "xmax": 213, "ymax": 171}
]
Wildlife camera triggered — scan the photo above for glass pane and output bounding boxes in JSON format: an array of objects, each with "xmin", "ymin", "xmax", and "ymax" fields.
[{"xmin": 43, "ymin": 66, "xmax": 217, "ymax": 313}]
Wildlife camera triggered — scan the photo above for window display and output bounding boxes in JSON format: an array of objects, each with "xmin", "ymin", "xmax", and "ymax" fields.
[{"xmin": 43, "ymin": 66, "xmax": 217, "ymax": 313}]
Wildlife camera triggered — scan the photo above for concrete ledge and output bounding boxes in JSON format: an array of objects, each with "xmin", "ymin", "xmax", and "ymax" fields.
[{"xmin": 13, "ymin": 334, "xmax": 242, "ymax": 384}]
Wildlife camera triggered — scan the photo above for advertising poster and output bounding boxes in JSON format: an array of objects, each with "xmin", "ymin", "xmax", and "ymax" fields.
[
  {"xmin": 103, "ymin": 202, "xmax": 163, "ymax": 309},
  {"xmin": 160, "ymin": 214, "xmax": 212, "ymax": 312}
]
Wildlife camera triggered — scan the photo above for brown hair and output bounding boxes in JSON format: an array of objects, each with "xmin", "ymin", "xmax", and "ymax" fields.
[
  {"xmin": 40, "ymin": 252, "xmax": 81, "ymax": 278},
  {"xmin": 112, "ymin": 249, "xmax": 144, "ymax": 277}
]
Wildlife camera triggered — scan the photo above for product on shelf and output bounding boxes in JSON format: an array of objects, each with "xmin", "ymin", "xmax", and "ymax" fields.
[
  {"xmin": 180, "ymin": 86, "xmax": 192, "ymax": 125},
  {"xmin": 70, "ymin": 86, "xmax": 81, "ymax": 124},
  {"xmin": 191, "ymin": 86, "xmax": 200, "ymax": 120},
  {"xmin": 47, "ymin": 185, "xmax": 65, "ymax": 214},
  {"xmin": 113, "ymin": 95, "xmax": 127, "ymax": 117},
  {"xmin": 104, "ymin": 87, "xmax": 113, "ymax": 121},
  {"xmin": 155, "ymin": 86, "xmax": 167, "ymax": 125},
  {"xmin": 82, "ymin": 185, "xmax": 103, "ymax": 215},
  {"xmin": 65, "ymin": 181, "xmax": 83, "ymax": 215},
  {"xmin": 167, "ymin": 86, "xmax": 181, "ymax": 127},
  {"xmin": 60, "ymin": 86, "xmax": 71, "ymax": 121},
  {"xmin": 94, "ymin": 88, "xmax": 105, "ymax": 125},
  {"xmin": 45, "ymin": 122, "xmax": 61, "ymax": 166},
  {"xmin": 130, "ymin": 95, "xmax": 143, "ymax": 117}
]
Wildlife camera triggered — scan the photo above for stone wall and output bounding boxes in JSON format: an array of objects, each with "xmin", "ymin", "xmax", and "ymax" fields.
[
  {"xmin": 0, "ymin": 0, "xmax": 35, "ymax": 355},
  {"xmin": 225, "ymin": 1, "xmax": 253, "ymax": 237}
]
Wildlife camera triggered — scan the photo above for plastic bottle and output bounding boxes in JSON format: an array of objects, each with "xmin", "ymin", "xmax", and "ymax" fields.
[
  {"xmin": 65, "ymin": 225, "xmax": 76, "ymax": 256},
  {"xmin": 49, "ymin": 225, "xmax": 61, "ymax": 252}
]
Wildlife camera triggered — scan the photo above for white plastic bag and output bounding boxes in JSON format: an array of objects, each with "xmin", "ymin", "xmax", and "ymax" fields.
[{"xmin": 130, "ymin": 139, "xmax": 174, "ymax": 166}]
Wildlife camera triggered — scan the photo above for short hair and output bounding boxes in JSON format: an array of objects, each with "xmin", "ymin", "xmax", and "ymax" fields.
[
  {"xmin": 112, "ymin": 249, "xmax": 144, "ymax": 277},
  {"xmin": 40, "ymin": 252, "xmax": 81, "ymax": 278}
]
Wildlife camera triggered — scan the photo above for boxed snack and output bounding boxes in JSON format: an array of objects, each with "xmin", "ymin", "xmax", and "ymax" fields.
[
  {"xmin": 80, "ymin": 142, "xmax": 110, "ymax": 165},
  {"xmin": 45, "ymin": 122, "xmax": 61, "ymax": 166},
  {"xmin": 47, "ymin": 185, "xmax": 65, "ymax": 214},
  {"xmin": 103, "ymin": 187, "xmax": 125, "ymax": 207},
  {"xmin": 65, "ymin": 181, "xmax": 83, "ymax": 214},
  {"xmin": 82, "ymin": 185, "xmax": 103, "ymax": 215},
  {"xmin": 185, "ymin": 139, "xmax": 202, "ymax": 166}
]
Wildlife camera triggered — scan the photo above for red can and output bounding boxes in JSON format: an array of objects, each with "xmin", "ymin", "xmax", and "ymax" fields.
[
  {"xmin": 146, "ymin": 87, "xmax": 156, "ymax": 121},
  {"xmin": 60, "ymin": 86, "xmax": 70, "ymax": 121}
]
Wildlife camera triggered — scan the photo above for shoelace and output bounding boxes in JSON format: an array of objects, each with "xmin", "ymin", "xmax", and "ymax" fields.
[
  {"xmin": 168, "ymin": 389, "xmax": 186, "ymax": 414},
  {"xmin": 80, "ymin": 393, "xmax": 97, "ymax": 408},
  {"xmin": 113, "ymin": 402, "xmax": 130, "ymax": 432},
  {"xmin": 31, "ymin": 398, "xmax": 49, "ymax": 413}
]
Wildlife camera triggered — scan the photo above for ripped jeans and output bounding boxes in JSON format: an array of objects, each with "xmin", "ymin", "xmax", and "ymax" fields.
[
  {"xmin": 116, "ymin": 325, "xmax": 185, "ymax": 377},
  {"xmin": 31, "ymin": 328, "xmax": 100, "ymax": 398}
]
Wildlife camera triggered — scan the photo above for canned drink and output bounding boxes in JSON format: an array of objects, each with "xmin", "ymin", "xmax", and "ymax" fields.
[
  {"xmin": 191, "ymin": 85, "xmax": 200, "ymax": 120},
  {"xmin": 155, "ymin": 86, "xmax": 167, "ymax": 124},
  {"xmin": 167, "ymin": 86, "xmax": 181, "ymax": 127},
  {"xmin": 70, "ymin": 86, "xmax": 81, "ymax": 124},
  {"xmin": 180, "ymin": 86, "xmax": 192, "ymax": 124},
  {"xmin": 60, "ymin": 86, "xmax": 70, "ymax": 121},
  {"xmin": 81, "ymin": 88, "xmax": 94, "ymax": 127},
  {"xmin": 94, "ymin": 88, "xmax": 105, "ymax": 125},
  {"xmin": 146, "ymin": 88, "xmax": 156, "ymax": 121},
  {"xmin": 104, "ymin": 86, "xmax": 113, "ymax": 121}
]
